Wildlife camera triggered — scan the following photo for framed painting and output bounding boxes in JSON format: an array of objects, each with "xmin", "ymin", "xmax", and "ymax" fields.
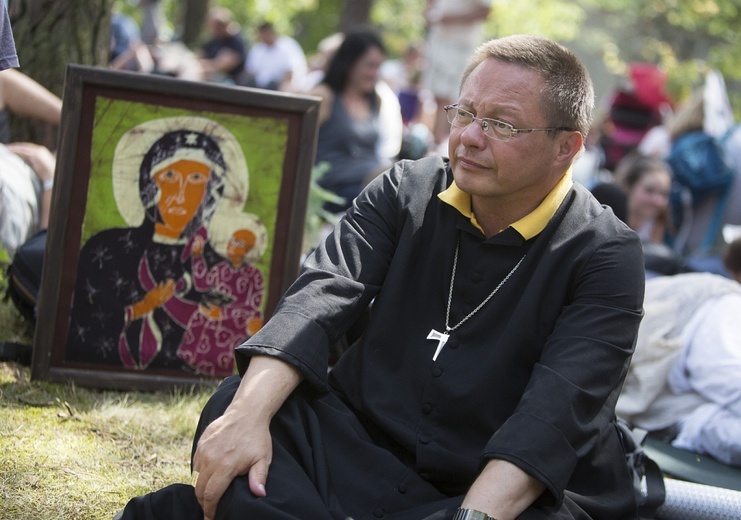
[{"xmin": 31, "ymin": 65, "xmax": 320, "ymax": 391}]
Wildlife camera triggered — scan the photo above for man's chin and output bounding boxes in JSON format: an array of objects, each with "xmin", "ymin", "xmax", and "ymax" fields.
[{"xmin": 452, "ymin": 170, "xmax": 498, "ymax": 196}]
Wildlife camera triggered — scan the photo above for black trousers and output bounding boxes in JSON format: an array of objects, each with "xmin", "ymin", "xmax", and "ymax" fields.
[{"xmin": 120, "ymin": 376, "xmax": 586, "ymax": 520}]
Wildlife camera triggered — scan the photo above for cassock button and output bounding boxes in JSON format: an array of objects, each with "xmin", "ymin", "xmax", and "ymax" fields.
[
  {"xmin": 471, "ymin": 271, "xmax": 482, "ymax": 282},
  {"xmin": 422, "ymin": 403, "xmax": 433, "ymax": 414},
  {"xmin": 373, "ymin": 508, "xmax": 385, "ymax": 518},
  {"xmin": 397, "ymin": 482, "xmax": 408, "ymax": 494},
  {"xmin": 419, "ymin": 436, "xmax": 430, "ymax": 444},
  {"xmin": 431, "ymin": 367, "xmax": 443, "ymax": 377},
  {"xmin": 420, "ymin": 472, "xmax": 431, "ymax": 481}
]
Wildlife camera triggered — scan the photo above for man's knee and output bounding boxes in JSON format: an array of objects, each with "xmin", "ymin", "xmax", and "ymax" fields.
[{"xmin": 191, "ymin": 375, "xmax": 242, "ymax": 460}]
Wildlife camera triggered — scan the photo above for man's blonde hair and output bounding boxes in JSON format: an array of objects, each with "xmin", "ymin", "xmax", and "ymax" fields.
[{"xmin": 460, "ymin": 34, "xmax": 594, "ymax": 139}]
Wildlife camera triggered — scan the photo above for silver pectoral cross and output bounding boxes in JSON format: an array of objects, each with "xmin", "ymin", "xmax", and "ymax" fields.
[{"xmin": 427, "ymin": 329, "xmax": 450, "ymax": 361}]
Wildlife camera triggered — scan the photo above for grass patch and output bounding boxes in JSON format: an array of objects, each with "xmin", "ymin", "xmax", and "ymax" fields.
[
  {"xmin": 0, "ymin": 269, "xmax": 217, "ymax": 519},
  {"xmin": 0, "ymin": 363, "xmax": 215, "ymax": 519}
]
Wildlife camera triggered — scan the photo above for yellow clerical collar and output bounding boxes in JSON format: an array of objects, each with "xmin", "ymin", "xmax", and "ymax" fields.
[{"xmin": 438, "ymin": 169, "xmax": 573, "ymax": 240}]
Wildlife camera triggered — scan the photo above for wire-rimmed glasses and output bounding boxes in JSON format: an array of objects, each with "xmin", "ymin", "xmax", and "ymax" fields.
[{"xmin": 444, "ymin": 104, "xmax": 573, "ymax": 141}]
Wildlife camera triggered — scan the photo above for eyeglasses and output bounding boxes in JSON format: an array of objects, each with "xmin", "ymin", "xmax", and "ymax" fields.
[{"xmin": 444, "ymin": 104, "xmax": 573, "ymax": 141}]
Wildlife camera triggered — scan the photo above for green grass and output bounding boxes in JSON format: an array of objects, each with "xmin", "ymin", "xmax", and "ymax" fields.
[{"xmin": 0, "ymin": 270, "xmax": 217, "ymax": 520}]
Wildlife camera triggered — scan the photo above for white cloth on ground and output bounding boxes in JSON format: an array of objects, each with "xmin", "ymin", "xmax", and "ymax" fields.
[
  {"xmin": 0, "ymin": 143, "xmax": 41, "ymax": 258},
  {"xmin": 616, "ymin": 272, "xmax": 741, "ymax": 466},
  {"xmin": 668, "ymin": 293, "xmax": 741, "ymax": 465}
]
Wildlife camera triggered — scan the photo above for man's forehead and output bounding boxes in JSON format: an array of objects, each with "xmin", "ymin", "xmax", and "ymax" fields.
[{"xmin": 459, "ymin": 61, "xmax": 545, "ymax": 112}]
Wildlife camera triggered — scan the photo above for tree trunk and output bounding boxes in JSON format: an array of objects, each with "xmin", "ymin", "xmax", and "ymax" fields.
[
  {"xmin": 339, "ymin": 0, "xmax": 373, "ymax": 32},
  {"xmin": 180, "ymin": 0, "xmax": 210, "ymax": 48},
  {"xmin": 7, "ymin": 0, "xmax": 113, "ymax": 147}
]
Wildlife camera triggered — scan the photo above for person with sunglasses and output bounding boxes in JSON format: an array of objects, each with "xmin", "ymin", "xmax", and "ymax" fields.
[{"xmin": 120, "ymin": 34, "xmax": 645, "ymax": 520}]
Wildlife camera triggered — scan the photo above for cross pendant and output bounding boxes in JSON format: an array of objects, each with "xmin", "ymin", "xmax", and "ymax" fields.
[{"xmin": 427, "ymin": 329, "xmax": 450, "ymax": 361}]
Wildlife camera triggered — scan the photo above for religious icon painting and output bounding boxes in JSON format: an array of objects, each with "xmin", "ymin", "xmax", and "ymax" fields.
[{"xmin": 31, "ymin": 65, "xmax": 319, "ymax": 390}]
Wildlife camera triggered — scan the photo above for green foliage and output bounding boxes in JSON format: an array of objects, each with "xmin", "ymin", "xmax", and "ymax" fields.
[
  {"xmin": 302, "ymin": 162, "xmax": 345, "ymax": 254},
  {"xmin": 292, "ymin": 0, "xmax": 345, "ymax": 57},
  {"xmin": 490, "ymin": 0, "xmax": 586, "ymax": 41},
  {"xmin": 581, "ymin": 0, "xmax": 741, "ymax": 114},
  {"xmin": 370, "ymin": 0, "xmax": 426, "ymax": 57}
]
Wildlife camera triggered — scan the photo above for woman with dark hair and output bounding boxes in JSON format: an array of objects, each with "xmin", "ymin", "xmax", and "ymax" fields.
[
  {"xmin": 615, "ymin": 153, "xmax": 673, "ymax": 245},
  {"xmin": 307, "ymin": 29, "xmax": 392, "ymax": 213}
]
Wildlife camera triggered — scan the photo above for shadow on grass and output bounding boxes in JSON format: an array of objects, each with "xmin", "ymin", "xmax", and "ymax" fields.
[{"xmin": 1, "ymin": 360, "xmax": 217, "ymax": 519}]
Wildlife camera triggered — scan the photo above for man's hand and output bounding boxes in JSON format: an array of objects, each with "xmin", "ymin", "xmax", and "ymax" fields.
[
  {"xmin": 6, "ymin": 142, "xmax": 57, "ymax": 229},
  {"xmin": 192, "ymin": 355, "xmax": 303, "ymax": 520},
  {"xmin": 193, "ymin": 407, "xmax": 272, "ymax": 520},
  {"xmin": 6, "ymin": 142, "xmax": 55, "ymax": 183}
]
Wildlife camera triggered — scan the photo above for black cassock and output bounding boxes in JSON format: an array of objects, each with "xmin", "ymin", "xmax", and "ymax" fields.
[{"xmin": 121, "ymin": 156, "xmax": 645, "ymax": 519}]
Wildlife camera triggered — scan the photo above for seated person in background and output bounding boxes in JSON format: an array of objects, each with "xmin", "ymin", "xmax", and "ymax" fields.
[
  {"xmin": 592, "ymin": 153, "xmax": 681, "ymax": 276},
  {"xmin": 0, "ymin": 69, "xmax": 61, "ymax": 257},
  {"xmin": 616, "ymin": 238, "xmax": 741, "ymax": 467},
  {"xmin": 589, "ymin": 182, "xmax": 627, "ymax": 222},
  {"xmin": 243, "ymin": 22, "xmax": 307, "ymax": 92},
  {"xmin": 380, "ymin": 42, "xmax": 425, "ymax": 125},
  {"xmin": 109, "ymin": 10, "xmax": 142, "ymax": 69},
  {"xmin": 197, "ymin": 7, "xmax": 248, "ymax": 84},
  {"xmin": 380, "ymin": 42, "xmax": 432, "ymax": 161},
  {"xmin": 615, "ymin": 153, "xmax": 673, "ymax": 245},
  {"xmin": 0, "ymin": 68, "xmax": 61, "ymax": 142},
  {"xmin": 120, "ymin": 34, "xmax": 645, "ymax": 520},
  {"xmin": 0, "ymin": 142, "xmax": 55, "ymax": 257},
  {"xmin": 664, "ymin": 87, "xmax": 741, "ymax": 275},
  {"xmin": 307, "ymin": 29, "xmax": 400, "ymax": 213}
]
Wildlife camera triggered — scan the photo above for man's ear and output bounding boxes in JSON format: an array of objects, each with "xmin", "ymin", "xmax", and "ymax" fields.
[{"xmin": 554, "ymin": 131, "xmax": 584, "ymax": 167}]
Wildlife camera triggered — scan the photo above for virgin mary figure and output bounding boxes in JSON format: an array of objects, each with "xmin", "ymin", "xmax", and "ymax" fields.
[{"xmin": 65, "ymin": 116, "xmax": 250, "ymax": 374}]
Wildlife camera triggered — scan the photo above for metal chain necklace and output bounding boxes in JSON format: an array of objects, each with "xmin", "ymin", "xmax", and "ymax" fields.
[{"xmin": 427, "ymin": 239, "xmax": 525, "ymax": 361}]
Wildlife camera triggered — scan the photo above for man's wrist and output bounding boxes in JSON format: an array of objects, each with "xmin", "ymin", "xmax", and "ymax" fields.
[{"xmin": 452, "ymin": 508, "xmax": 497, "ymax": 520}]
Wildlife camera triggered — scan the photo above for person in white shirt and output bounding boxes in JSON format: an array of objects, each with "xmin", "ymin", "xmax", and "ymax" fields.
[
  {"xmin": 244, "ymin": 22, "xmax": 307, "ymax": 92},
  {"xmin": 0, "ymin": 69, "xmax": 61, "ymax": 258},
  {"xmin": 616, "ymin": 238, "xmax": 741, "ymax": 467}
]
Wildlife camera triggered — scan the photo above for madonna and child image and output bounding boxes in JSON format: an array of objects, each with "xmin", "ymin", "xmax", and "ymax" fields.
[{"xmin": 65, "ymin": 116, "xmax": 267, "ymax": 378}]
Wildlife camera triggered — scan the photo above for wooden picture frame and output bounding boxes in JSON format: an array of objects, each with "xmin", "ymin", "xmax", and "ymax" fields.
[{"xmin": 31, "ymin": 65, "xmax": 320, "ymax": 391}]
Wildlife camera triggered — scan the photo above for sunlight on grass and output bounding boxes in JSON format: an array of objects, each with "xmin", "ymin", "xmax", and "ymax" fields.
[{"xmin": 0, "ymin": 363, "xmax": 216, "ymax": 519}]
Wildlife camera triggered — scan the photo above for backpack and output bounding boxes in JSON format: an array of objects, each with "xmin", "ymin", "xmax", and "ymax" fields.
[
  {"xmin": 666, "ymin": 130, "xmax": 736, "ymax": 205},
  {"xmin": 0, "ymin": 229, "xmax": 46, "ymax": 365},
  {"xmin": 616, "ymin": 418, "xmax": 666, "ymax": 519},
  {"xmin": 666, "ymin": 130, "xmax": 736, "ymax": 252},
  {"xmin": 5, "ymin": 228, "xmax": 46, "ymax": 323}
]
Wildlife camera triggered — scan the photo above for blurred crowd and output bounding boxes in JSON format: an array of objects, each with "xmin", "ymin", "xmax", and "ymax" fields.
[
  {"xmin": 572, "ymin": 63, "xmax": 741, "ymax": 278},
  {"xmin": 103, "ymin": 2, "xmax": 741, "ymax": 282},
  {"xmin": 105, "ymin": 2, "xmax": 497, "ymax": 215}
]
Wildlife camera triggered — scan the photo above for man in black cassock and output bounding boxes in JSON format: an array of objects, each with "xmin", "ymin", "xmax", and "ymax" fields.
[{"xmin": 121, "ymin": 34, "xmax": 645, "ymax": 520}]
